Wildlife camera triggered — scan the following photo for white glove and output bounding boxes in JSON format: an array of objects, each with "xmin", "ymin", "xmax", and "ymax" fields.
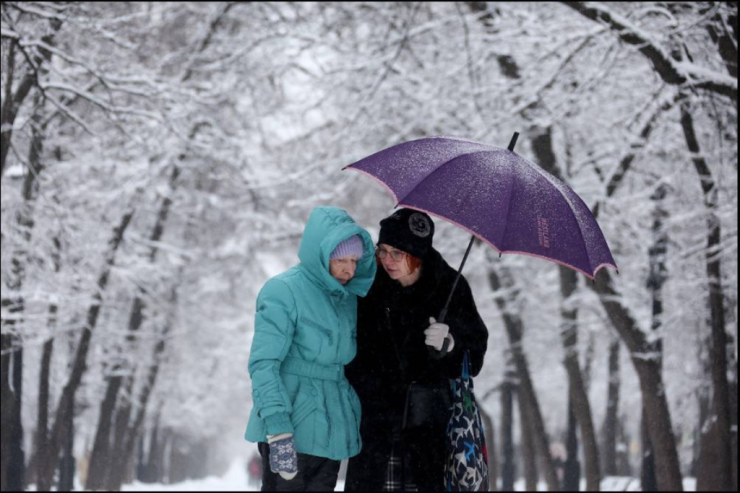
[{"xmin": 424, "ymin": 317, "xmax": 455, "ymax": 352}]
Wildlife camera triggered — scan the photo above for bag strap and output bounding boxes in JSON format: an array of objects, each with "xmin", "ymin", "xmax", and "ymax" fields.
[{"xmin": 462, "ymin": 350, "xmax": 470, "ymax": 380}]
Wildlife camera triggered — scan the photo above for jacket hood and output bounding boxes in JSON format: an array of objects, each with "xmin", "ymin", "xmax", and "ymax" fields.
[{"xmin": 297, "ymin": 206, "xmax": 376, "ymax": 298}]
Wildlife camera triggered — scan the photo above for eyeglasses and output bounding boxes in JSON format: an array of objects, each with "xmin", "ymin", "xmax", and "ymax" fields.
[{"xmin": 375, "ymin": 247, "xmax": 405, "ymax": 262}]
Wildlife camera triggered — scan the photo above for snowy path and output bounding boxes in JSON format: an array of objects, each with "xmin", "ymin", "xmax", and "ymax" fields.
[{"xmin": 120, "ymin": 458, "xmax": 696, "ymax": 492}]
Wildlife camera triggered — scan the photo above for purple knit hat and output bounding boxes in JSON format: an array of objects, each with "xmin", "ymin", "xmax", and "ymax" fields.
[{"xmin": 330, "ymin": 235, "xmax": 364, "ymax": 260}]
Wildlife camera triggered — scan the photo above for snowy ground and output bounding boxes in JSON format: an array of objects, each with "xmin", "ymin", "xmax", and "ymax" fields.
[
  {"xmin": 119, "ymin": 458, "xmax": 696, "ymax": 491},
  {"xmin": 122, "ymin": 458, "xmax": 260, "ymax": 491},
  {"xmin": 121, "ymin": 458, "xmax": 346, "ymax": 492}
]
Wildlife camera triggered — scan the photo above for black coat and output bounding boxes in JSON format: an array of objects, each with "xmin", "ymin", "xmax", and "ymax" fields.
[{"xmin": 345, "ymin": 248, "xmax": 488, "ymax": 491}]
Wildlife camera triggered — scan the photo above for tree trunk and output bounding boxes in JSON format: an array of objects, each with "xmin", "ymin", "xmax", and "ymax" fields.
[
  {"xmin": 519, "ymin": 390, "xmax": 539, "ymax": 492},
  {"xmin": 509, "ymin": 327, "xmax": 559, "ymax": 492},
  {"xmin": 488, "ymin": 263, "xmax": 560, "ymax": 491},
  {"xmin": 601, "ymin": 338, "xmax": 620, "ymax": 477},
  {"xmin": 703, "ymin": 4, "xmax": 738, "ymax": 79},
  {"xmin": 34, "ymin": 335, "xmax": 55, "ymax": 493},
  {"xmin": 141, "ymin": 413, "xmax": 163, "ymax": 483},
  {"xmin": 500, "ymin": 357, "xmax": 516, "ymax": 492},
  {"xmin": 106, "ymin": 379, "xmax": 135, "ymax": 491},
  {"xmin": 7, "ymin": 89, "xmax": 52, "ymax": 492},
  {"xmin": 3, "ymin": 199, "xmax": 33, "ymax": 493},
  {"xmin": 137, "ymin": 431, "xmax": 149, "ymax": 483},
  {"xmin": 0, "ymin": 21, "xmax": 61, "ymax": 177},
  {"xmin": 559, "ymin": 266, "xmax": 601, "ymax": 492},
  {"xmin": 680, "ymin": 104, "xmax": 733, "ymax": 491},
  {"xmin": 581, "ymin": 109, "xmax": 683, "ymax": 490},
  {"xmin": 556, "ymin": 9, "xmax": 723, "ymax": 487},
  {"xmin": 591, "ymin": 273, "xmax": 683, "ymax": 491},
  {"xmin": 731, "ymin": 363, "xmax": 737, "ymax": 491},
  {"xmin": 168, "ymin": 435, "xmax": 188, "ymax": 485},
  {"xmin": 88, "ymin": 165, "xmax": 178, "ymax": 489},
  {"xmin": 85, "ymin": 375, "xmax": 123, "ymax": 490},
  {"xmin": 107, "ymin": 286, "xmax": 176, "ymax": 490},
  {"xmin": 6, "ymin": 345, "xmax": 25, "ymax": 492},
  {"xmin": 641, "ymin": 407, "xmax": 658, "ymax": 492},
  {"xmin": 530, "ymin": 126, "xmax": 601, "ymax": 491},
  {"xmin": 44, "ymin": 210, "xmax": 134, "ymax": 484},
  {"xmin": 58, "ymin": 410, "xmax": 75, "ymax": 492},
  {"xmin": 145, "ymin": 418, "xmax": 168, "ymax": 484},
  {"xmin": 115, "ymin": 309, "xmax": 175, "ymax": 490},
  {"xmin": 615, "ymin": 416, "xmax": 631, "ymax": 478},
  {"xmin": 480, "ymin": 407, "xmax": 498, "ymax": 491},
  {"xmin": 461, "ymin": 10, "xmax": 682, "ymax": 484},
  {"xmin": 138, "ymin": 414, "xmax": 161, "ymax": 484},
  {"xmin": 0, "ymin": 333, "xmax": 12, "ymax": 491},
  {"xmin": 640, "ymin": 184, "xmax": 668, "ymax": 492},
  {"xmin": 563, "ymin": 400, "xmax": 581, "ymax": 491},
  {"xmin": 0, "ymin": 39, "xmax": 17, "ymax": 178}
]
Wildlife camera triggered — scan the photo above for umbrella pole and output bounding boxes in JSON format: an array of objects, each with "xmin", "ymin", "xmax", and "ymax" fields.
[
  {"xmin": 429, "ymin": 235, "xmax": 475, "ymax": 359},
  {"xmin": 433, "ymin": 132, "xmax": 519, "ymax": 354},
  {"xmin": 438, "ymin": 234, "xmax": 476, "ymax": 324},
  {"xmin": 438, "ymin": 131, "xmax": 519, "ymax": 324}
]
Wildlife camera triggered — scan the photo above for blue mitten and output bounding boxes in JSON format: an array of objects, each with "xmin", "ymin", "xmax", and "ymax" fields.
[{"xmin": 267, "ymin": 433, "xmax": 298, "ymax": 480}]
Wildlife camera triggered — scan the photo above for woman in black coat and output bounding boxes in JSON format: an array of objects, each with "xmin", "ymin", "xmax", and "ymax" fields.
[{"xmin": 345, "ymin": 208, "xmax": 489, "ymax": 491}]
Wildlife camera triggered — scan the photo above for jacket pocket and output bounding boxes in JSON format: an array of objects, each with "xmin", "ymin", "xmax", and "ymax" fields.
[
  {"xmin": 291, "ymin": 391, "xmax": 317, "ymax": 429},
  {"xmin": 315, "ymin": 412, "xmax": 331, "ymax": 449}
]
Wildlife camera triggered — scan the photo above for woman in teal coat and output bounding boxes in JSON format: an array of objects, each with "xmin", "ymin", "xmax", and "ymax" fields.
[{"xmin": 245, "ymin": 206, "xmax": 377, "ymax": 491}]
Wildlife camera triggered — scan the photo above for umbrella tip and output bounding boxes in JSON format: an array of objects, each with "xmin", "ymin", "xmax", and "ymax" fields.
[
  {"xmin": 499, "ymin": 252, "xmax": 502, "ymax": 258},
  {"xmin": 507, "ymin": 132, "xmax": 519, "ymax": 152}
]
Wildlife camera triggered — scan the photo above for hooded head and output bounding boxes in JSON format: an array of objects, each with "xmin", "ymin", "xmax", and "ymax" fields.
[
  {"xmin": 298, "ymin": 207, "xmax": 376, "ymax": 297},
  {"xmin": 330, "ymin": 235, "xmax": 365, "ymax": 260}
]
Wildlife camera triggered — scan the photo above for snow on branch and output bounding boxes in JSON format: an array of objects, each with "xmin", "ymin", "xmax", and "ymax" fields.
[
  {"xmin": 39, "ymin": 82, "xmax": 164, "ymax": 122},
  {"xmin": 19, "ymin": 39, "xmax": 159, "ymax": 99},
  {"xmin": 563, "ymin": 1, "xmax": 738, "ymax": 100},
  {"xmin": 6, "ymin": 2, "xmax": 67, "ymax": 22},
  {"xmin": 0, "ymin": 27, "xmax": 19, "ymax": 39}
]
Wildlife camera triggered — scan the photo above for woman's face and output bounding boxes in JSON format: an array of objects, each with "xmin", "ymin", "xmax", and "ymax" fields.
[
  {"xmin": 377, "ymin": 243, "xmax": 419, "ymax": 285},
  {"xmin": 330, "ymin": 255, "xmax": 358, "ymax": 285}
]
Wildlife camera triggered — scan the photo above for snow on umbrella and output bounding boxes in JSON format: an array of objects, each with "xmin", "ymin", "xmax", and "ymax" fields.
[{"xmin": 344, "ymin": 133, "xmax": 618, "ymax": 321}]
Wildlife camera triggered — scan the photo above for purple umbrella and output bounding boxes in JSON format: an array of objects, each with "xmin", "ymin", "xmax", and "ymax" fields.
[{"xmin": 344, "ymin": 133, "xmax": 617, "ymax": 320}]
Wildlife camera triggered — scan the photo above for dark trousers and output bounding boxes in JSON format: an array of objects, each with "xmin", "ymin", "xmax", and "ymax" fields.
[{"xmin": 258, "ymin": 442, "xmax": 341, "ymax": 491}]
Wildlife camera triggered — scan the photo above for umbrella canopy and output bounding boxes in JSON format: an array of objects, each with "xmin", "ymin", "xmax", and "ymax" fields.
[{"xmin": 344, "ymin": 135, "xmax": 617, "ymax": 280}]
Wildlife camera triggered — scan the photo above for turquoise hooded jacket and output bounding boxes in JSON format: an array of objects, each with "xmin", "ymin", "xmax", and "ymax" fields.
[{"xmin": 245, "ymin": 207, "xmax": 377, "ymax": 461}]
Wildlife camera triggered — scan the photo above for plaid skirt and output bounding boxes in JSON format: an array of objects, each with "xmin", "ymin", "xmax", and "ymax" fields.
[{"xmin": 383, "ymin": 441, "xmax": 418, "ymax": 492}]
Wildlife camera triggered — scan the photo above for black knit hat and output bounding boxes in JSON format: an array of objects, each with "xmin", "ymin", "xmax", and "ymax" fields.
[{"xmin": 378, "ymin": 208, "xmax": 435, "ymax": 259}]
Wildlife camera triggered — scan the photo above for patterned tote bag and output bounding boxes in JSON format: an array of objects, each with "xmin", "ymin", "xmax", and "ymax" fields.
[{"xmin": 444, "ymin": 351, "xmax": 489, "ymax": 491}]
